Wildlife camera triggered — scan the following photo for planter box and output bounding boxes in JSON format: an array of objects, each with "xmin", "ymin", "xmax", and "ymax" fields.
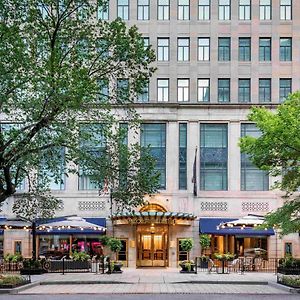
[
  {"xmin": 47, "ymin": 260, "xmax": 90, "ymax": 272},
  {"xmin": 20, "ymin": 268, "xmax": 45, "ymax": 275},
  {"xmin": 278, "ymin": 267, "xmax": 300, "ymax": 275},
  {"xmin": 179, "ymin": 263, "xmax": 195, "ymax": 273},
  {"xmin": 0, "ymin": 282, "xmax": 29, "ymax": 289}
]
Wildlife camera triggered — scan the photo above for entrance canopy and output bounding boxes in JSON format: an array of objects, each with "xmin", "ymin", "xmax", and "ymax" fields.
[
  {"xmin": 199, "ymin": 218, "xmax": 274, "ymax": 236},
  {"xmin": 112, "ymin": 211, "xmax": 196, "ymax": 226}
]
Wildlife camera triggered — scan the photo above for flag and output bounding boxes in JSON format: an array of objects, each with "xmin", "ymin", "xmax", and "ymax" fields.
[{"xmin": 192, "ymin": 146, "xmax": 198, "ymax": 197}]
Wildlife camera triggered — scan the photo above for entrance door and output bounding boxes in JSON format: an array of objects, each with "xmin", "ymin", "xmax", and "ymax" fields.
[{"xmin": 137, "ymin": 225, "xmax": 168, "ymax": 267}]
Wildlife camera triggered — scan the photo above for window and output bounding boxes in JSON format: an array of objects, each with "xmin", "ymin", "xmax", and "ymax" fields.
[
  {"xmin": 98, "ymin": 1, "xmax": 109, "ymax": 20},
  {"xmin": 239, "ymin": 0, "xmax": 251, "ymax": 20},
  {"xmin": 138, "ymin": 0, "xmax": 149, "ymax": 20},
  {"xmin": 280, "ymin": 0, "xmax": 292, "ymax": 20},
  {"xmin": 284, "ymin": 243, "xmax": 293, "ymax": 256},
  {"xmin": 177, "ymin": 79, "xmax": 189, "ymax": 102},
  {"xmin": 241, "ymin": 124, "xmax": 269, "ymax": 191},
  {"xmin": 198, "ymin": 0, "xmax": 210, "ymax": 20},
  {"xmin": 200, "ymin": 124, "xmax": 228, "ymax": 191},
  {"xmin": 259, "ymin": 38, "xmax": 271, "ymax": 61},
  {"xmin": 117, "ymin": 0, "xmax": 129, "ymax": 20},
  {"xmin": 218, "ymin": 79, "xmax": 230, "ymax": 102},
  {"xmin": 14, "ymin": 241, "xmax": 22, "ymax": 255},
  {"xmin": 218, "ymin": 38, "xmax": 230, "ymax": 61},
  {"xmin": 178, "ymin": 0, "xmax": 190, "ymax": 20},
  {"xmin": 141, "ymin": 124, "xmax": 166, "ymax": 189},
  {"xmin": 157, "ymin": 38, "xmax": 169, "ymax": 61},
  {"xmin": 260, "ymin": 0, "xmax": 271, "ymax": 20},
  {"xmin": 98, "ymin": 79, "xmax": 109, "ymax": 102},
  {"xmin": 178, "ymin": 239, "xmax": 189, "ymax": 261},
  {"xmin": 179, "ymin": 124, "xmax": 187, "ymax": 190},
  {"xmin": 79, "ymin": 124, "xmax": 106, "ymax": 190},
  {"xmin": 116, "ymin": 239, "xmax": 128, "ymax": 266},
  {"xmin": 198, "ymin": 79, "xmax": 210, "ymax": 102},
  {"xmin": 177, "ymin": 38, "xmax": 190, "ymax": 61},
  {"xmin": 219, "ymin": 0, "xmax": 231, "ymax": 20},
  {"xmin": 158, "ymin": 0, "xmax": 170, "ymax": 20},
  {"xmin": 198, "ymin": 38, "xmax": 210, "ymax": 61},
  {"xmin": 117, "ymin": 79, "xmax": 129, "ymax": 101},
  {"xmin": 279, "ymin": 79, "xmax": 291, "ymax": 102},
  {"xmin": 259, "ymin": 79, "xmax": 271, "ymax": 102},
  {"xmin": 280, "ymin": 38, "xmax": 292, "ymax": 61},
  {"xmin": 157, "ymin": 79, "xmax": 169, "ymax": 102},
  {"xmin": 138, "ymin": 82, "xmax": 149, "ymax": 102},
  {"xmin": 238, "ymin": 79, "xmax": 251, "ymax": 103},
  {"xmin": 143, "ymin": 37, "xmax": 149, "ymax": 49},
  {"xmin": 239, "ymin": 38, "xmax": 251, "ymax": 61}
]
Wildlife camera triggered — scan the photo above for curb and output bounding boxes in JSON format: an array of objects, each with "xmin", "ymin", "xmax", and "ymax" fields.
[
  {"xmin": 172, "ymin": 281, "xmax": 269, "ymax": 285},
  {"xmin": 268, "ymin": 281, "xmax": 300, "ymax": 294},
  {"xmin": 0, "ymin": 280, "xmax": 41, "ymax": 295},
  {"xmin": 40, "ymin": 281, "xmax": 132, "ymax": 285}
]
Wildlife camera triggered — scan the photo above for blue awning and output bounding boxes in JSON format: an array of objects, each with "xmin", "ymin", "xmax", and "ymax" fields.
[
  {"xmin": 199, "ymin": 218, "xmax": 274, "ymax": 236},
  {"xmin": 37, "ymin": 217, "xmax": 106, "ymax": 235}
]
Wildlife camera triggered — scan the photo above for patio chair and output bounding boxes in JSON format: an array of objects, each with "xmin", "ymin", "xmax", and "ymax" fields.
[
  {"xmin": 254, "ymin": 257, "xmax": 263, "ymax": 271},
  {"xmin": 244, "ymin": 257, "xmax": 254, "ymax": 271},
  {"xmin": 208, "ymin": 259, "xmax": 217, "ymax": 273},
  {"xmin": 228, "ymin": 258, "xmax": 240, "ymax": 273}
]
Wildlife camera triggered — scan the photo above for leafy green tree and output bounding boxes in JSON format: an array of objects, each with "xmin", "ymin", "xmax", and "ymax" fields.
[
  {"xmin": 240, "ymin": 92, "xmax": 300, "ymax": 235},
  {"xmin": 0, "ymin": 1, "xmax": 158, "ymax": 211}
]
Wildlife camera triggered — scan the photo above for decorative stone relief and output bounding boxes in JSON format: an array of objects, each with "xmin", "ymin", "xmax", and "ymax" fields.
[
  {"xmin": 78, "ymin": 201, "xmax": 106, "ymax": 211},
  {"xmin": 242, "ymin": 202, "xmax": 269, "ymax": 212},
  {"xmin": 200, "ymin": 202, "xmax": 228, "ymax": 211}
]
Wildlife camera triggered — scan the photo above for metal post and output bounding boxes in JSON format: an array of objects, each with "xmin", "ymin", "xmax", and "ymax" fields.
[
  {"xmin": 62, "ymin": 257, "xmax": 65, "ymax": 275},
  {"xmin": 110, "ymin": 190, "xmax": 115, "ymax": 237},
  {"xmin": 32, "ymin": 220, "xmax": 37, "ymax": 261}
]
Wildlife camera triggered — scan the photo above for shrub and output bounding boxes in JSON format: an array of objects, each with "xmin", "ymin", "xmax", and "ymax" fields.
[
  {"xmin": 0, "ymin": 275, "xmax": 25, "ymax": 286},
  {"xmin": 214, "ymin": 252, "xmax": 235, "ymax": 261},
  {"xmin": 99, "ymin": 236, "xmax": 110, "ymax": 247},
  {"xmin": 180, "ymin": 238, "xmax": 194, "ymax": 253},
  {"xmin": 107, "ymin": 238, "xmax": 122, "ymax": 253},
  {"xmin": 72, "ymin": 251, "xmax": 90, "ymax": 262},
  {"xmin": 199, "ymin": 234, "xmax": 211, "ymax": 252},
  {"xmin": 4, "ymin": 253, "xmax": 23, "ymax": 263}
]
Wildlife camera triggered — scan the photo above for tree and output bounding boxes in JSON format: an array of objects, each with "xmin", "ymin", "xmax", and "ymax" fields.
[
  {"xmin": 0, "ymin": 1, "xmax": 158, "ymax": 211},
  {"xmin": 240, "ymin": 91, "xmax": 300, "ymax": 235}
]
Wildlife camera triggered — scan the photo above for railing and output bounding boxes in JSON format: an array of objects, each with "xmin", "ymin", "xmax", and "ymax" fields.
[
  {"xmin": 0, "ymin": 261, "xmax": 22, "ymax": 274},
  {"xmin": 195, "ymin": 257, "xmax": 281, "ymax": 274}
]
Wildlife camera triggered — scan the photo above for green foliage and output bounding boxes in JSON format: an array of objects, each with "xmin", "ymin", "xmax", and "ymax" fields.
[
  {"xmin": 180, "ymin": 238, "xmax": 194, "ymax": 253},
  {"xmin": 240, "ymin": 92, "xmax": 300, "ymax": 235},
  {"xmin": 4, "ymin": 253, "xmax": 23, "ymax": 263},
  {"xmin": 280, "ymin": 276, "xmax": 300, "ymax": 288},
  {"xmin": 0, "ymin": 275, "xmax": 26, "ymax": 286},
  {"xmin": 22, "ymin": 259, "xmax": 42, "ymax": 269},
  {"xmin": 214, "ymin": 253, "xmax": 235, "ymax": 261},
  {"xmin": 279, "ymin": 256, "xmax": 300, "ymax": 269},
  {"xmin": 107, "ymin": 238, "xmax": 122, "ymax": 253},
  {"xmin": 0, "ymin": 0, "xmax": 158, "ymax": 213},
  {"xmin": 180, "ymin": 260, "xmax": 195, "ymax": 272},
  {"xmin": 199, "ymin": 234, "xmax": 211, "ymax": 251},
  {"xmin": 72, "ymin": 251, "xmax": 90, "ymax": 262},
  {"xmin": 99, "ymin": 236, "xmax": 110, "ymax": 247}
]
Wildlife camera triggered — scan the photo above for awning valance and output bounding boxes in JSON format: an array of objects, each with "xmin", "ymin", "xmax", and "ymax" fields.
[
  {"xmin": 199, "ymin": 218, "xmax": 274, "ymax": 236},
  {"xmin": 111, "ymin": 211, "xmax": 196, "ymax": 225}
]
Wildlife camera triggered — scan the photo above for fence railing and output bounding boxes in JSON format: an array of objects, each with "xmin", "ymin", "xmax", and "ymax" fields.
[{"xmin": 194, "ymin": 257, "xmax": 280, "ymax": 274}]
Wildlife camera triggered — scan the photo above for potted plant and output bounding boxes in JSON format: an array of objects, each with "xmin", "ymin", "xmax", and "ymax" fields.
[
  {"xmin": 20, "ymin": 259, "xmax": 45, "ymax": 275},
  {"xmin": 107, "ymin": 238, "xmax": 123, "ymax": 273},
  {"xmin": 179, "ymin": 238, "xmax": 195, "ymax": 273},
  {"xmin": 214, "ymin": 252, "xmax": 235, "ymax": 274},
  {"xmin": 199, "ymin": 234, "xmax": 211, "ymax": 268}
]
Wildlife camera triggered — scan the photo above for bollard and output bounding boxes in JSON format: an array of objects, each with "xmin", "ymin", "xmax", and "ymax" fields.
[{"xmin": 62, "ymin": 257, "xmax": 65, "ymax": 275}]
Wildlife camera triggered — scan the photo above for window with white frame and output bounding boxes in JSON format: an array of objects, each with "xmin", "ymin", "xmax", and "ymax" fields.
[
  {"xmin": 198, "ymin": 38, "xmax": 210, "ymax": 61},
  {"xmin": 239, "ymin": 0, "xmax": 251, "ymax": 20},
  {"xmin": 198, "ymin": 79, "xmax": 210, "ymax": 102},
  {"xmin": 157, "ymin": 38, "xmax": 169, "ymax": 61},
  {"xmin": 198, "ymin": 0, "xmax": 210, "ymax": 20},
  {"xmin": 117, "ymin": 0, "xmax": 129, "ymax": 20},
  {"xmin": 98, "ymin": 1, "xmax": 109, "ymax": 20},
  {"xmin": 158, "ymin": 0, "xmax": 170, "ymax": 20},
  {"xmin": 280, "ymin": 0, "xmax": 292, "ymax": 20},
  {"xmin": 219, "ymin": 0, "xmax": 231, "ymax": 20},
  {"xmin": 260, "ymin": 0, "xmax": 271, "ymax": 20},
  {"xmin": 157, "ymin": 79, "xmax": 169, "ymax": 102},
  {"xmin": 178, "ymin": 0, "xmax": 190, "ymax": 20},
  {"xmin": 177, "ymin": 79, "xmax": 189, "ymax": 102},
  {"xmin": 138, "ymin": 0, "xmax": 150, "ymax": 20},
  {"xmin": 177, "ymin": 38, "xmax": 189, "ymax": 61}
]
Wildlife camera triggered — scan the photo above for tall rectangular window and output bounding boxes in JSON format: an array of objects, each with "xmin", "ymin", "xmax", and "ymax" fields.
[
  {"xmin": 260, "ymin": 0, "xmax": 271, "ymax": 20},
  {"xmin": 157, "ymin": 38, "xmax": 169, "ymax": 61},
  {"xmin": 259, "ymin": 79, "xmax": 271, "ymax": 102},
  {"xmin": 179, "ymin": 123, "xmax": 187, "ymax": 190},
  {"xmin": 200, "ymin": 124, "xmax": 228, "ymax": 191},
  {"xmin": 219, "ymin": 0, "xmax": 231, "ymax": 20},
  {"xmin": 157, "ymin": 79, "xmax": 169, "ymax": 102},
  {"xmin": 98, "ymin": 1, "xmax": 109, "ymax": 20},
  {"xmin": 279, "ymin": 79, "xmax": 291, "ymax": 102},
  {"xmin": 241, "ymin": 124, "xmax": 269, "ymax": 191},
  {"xmin": 198, "ymin": 0, "xmax": 210, "ymax": 20},
  {"xmin": 198, "ymin": 38, "xmax": 210, "ymax": 61},
  {"xmin": 238, "ymin": 79, "xmax": 251, "ymax": 103},
  {"xmin": 259, "ymin": 38, "xmax": 271, "ymax": 61},
  {"xmin": 218, "ymin": 37, "xmax": 231, "ymax": 61},
  {"xmin": 138, "ymin": 82, "xmax": 149, "ymax": 102},
  {"xmin": 239, "ymin": 0, "xmax": 251, "ymax": 20},
  {"xmin": 79, "ymin": 124, "xmax": 105, "ymax": 190},
  {"xmin": 137, "ymin": 0, "xmax": 150, "ymax": 20},
  {"xmin": 158, "ymin": 0, "xmax": 170, "ymax": 20},
  {"xmin": 177, "ymin": 38, "xmax": 190, "ymax": 61},
  {"xmin": 239, "ymin": 38, "xmax": 251, "ymax": 61},
  {"xmin": 218, "ymin": 79, "xmax": 230, "ymax": 102},
  {"xmin": 98, "ymin": 79, "xmax": 109, "ymax": 102},
  {"xmin": 178, "ymin": 0, "xmax": 190, "ymax": 20},
  {"xmin": 117, "ymin": 79, "xmax": 129, "ymax": 101},
  {"xmin": 198, "ymin": 79, "xmax": 210, "ymax": 102},
  {"xmin": 141, "ymin": 124, "xmax": 166, "ymax": 189},
  {"xmin": 117, "ymin": 0, "xmax": 129, "ymax": 20},
  {"xmin": 280, "ymin": 38, "xmax": 292, "ymax": 61},
  {"xmin": 177, "ymin": 79, "xmax": 189, "ymax": 102},
  {"xmin": 280, "ymin": 0, "xmax": 292, "ymax": 20}
]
